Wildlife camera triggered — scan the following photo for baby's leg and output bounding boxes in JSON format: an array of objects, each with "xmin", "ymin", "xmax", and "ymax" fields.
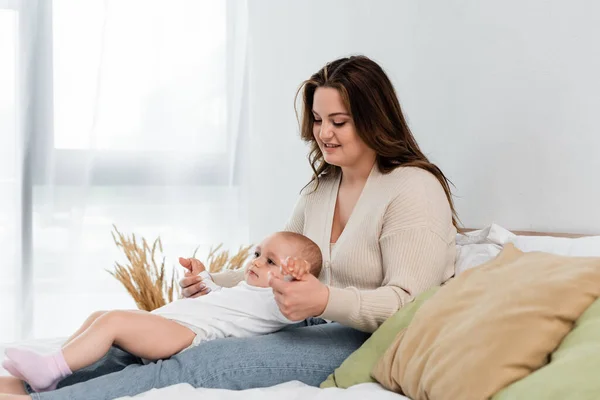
[
  {"xmin": 5, "ymin": 311, "xmax": 195, "ymax": 392},
  {"xmin": 1, "ymin": 311, "xmax": 107, "ymax": 387},
  {"xmin": 4, "ymin": 310, "xmax": 117, "ymax": 385},
  {"xmin": 63, "ymin": 310, "xmax": 196, "ymax": 369},
  {"xmin": 63, "ymin": 310, "xmax": 107, "ymax": 347}
]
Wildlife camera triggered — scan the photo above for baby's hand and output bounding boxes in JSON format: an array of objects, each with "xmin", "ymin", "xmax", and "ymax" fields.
[
  {"xmin": 179, "ymin": 257, "xmax": 206, "ymax": 275},
  {"xmin": 281, "ymin": 256, "xmax": 311, "ymax": 281}
]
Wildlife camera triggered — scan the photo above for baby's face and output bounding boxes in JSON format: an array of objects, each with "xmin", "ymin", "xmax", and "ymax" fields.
[{"xmin": 245, "ymin": 233, "xmax": 300, "ymax": 287}]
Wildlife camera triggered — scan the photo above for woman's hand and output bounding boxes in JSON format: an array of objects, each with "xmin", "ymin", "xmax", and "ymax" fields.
[
  {"xmin": 178, "ymin": 257, "xmax": 210, "ymax": 298},
  {"xmin": 269, "ymin": 263, "xmax": 330, "ymax": 321}
]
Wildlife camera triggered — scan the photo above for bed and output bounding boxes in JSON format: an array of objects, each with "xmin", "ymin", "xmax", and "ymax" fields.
[{"xmin": 2, "ymin": 224, "xmax": 599, "ymax": 400}]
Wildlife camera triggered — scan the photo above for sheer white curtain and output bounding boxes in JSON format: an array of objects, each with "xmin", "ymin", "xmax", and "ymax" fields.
[
  {"xmin": 0, "ymin": 0, "xmax": 249, "ymax": 342},
  {"xmin": 0, "ymin": 0, "xmax": 20, "ymax": 343}
]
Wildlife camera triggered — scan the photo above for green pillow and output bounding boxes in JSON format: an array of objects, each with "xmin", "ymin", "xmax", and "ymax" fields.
[
  {"xmin": 494, "ymin": 296, "xmax": 600, "ymax": 399},
  {"xmin": 320, "ymin": 287, "xmax": 440, "ymax": 388}
]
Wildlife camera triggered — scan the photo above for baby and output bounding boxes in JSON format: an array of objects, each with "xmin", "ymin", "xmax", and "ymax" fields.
[{"xmin": 2, "ymin": 231, "xmax": 322, "ymax": 393}]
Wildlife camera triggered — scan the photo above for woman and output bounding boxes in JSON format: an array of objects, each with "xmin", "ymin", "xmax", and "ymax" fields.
[{"xmin": 0, "ymin": 55, "xmax": 458, "ymax": 400}]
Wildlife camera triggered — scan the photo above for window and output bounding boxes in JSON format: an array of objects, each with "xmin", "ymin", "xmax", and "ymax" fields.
[
  {"xmin": 1, "ymin": 0, "xmax": 249, "ymax": 341},
  {"xmin": 36, "ymin": 0, "xmax": 231, "ymax": 187},
  {"xmin": 53, "ymin": 1, "xmax": 227, "ymax": 153}
]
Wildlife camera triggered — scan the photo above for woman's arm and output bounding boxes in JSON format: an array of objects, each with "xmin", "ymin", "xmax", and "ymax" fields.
[
  {"xmin": 270, "ymin": 226, "xmax": 451, "ymax": 333},
  {"xmin": 320, "ymin": 226, "xmax": 451, "ymax": 333}
]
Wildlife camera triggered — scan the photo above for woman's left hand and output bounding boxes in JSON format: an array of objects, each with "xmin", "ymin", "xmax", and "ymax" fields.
[{"xmin": 269, "ymin": 267, "xmax": 329, "ymax": 321}]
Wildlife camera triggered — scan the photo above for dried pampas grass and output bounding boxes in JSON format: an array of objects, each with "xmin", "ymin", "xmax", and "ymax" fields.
[
  {"xmin": 108, "ymin": 225, "xmax": 176, "ymax": 311},
  {"xmin": 108, "ymin": 225, "xmax": 252, "ymax": 311}
]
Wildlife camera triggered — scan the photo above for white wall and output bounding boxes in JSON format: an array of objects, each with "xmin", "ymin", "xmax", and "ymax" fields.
[{"xmin": 247, "ymin": 0, "xmax": 600, "ymax": 241}]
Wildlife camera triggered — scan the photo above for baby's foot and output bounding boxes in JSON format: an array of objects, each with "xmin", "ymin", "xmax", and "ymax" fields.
[
  {"xmin": 2, "ymin": 359, "xmax": 25, "ymax": 381},
  {"xmin": 4, "ymin": 348, "xmax": 71, "ymax": 392},
  {"xmin": 3, "ymin": 357, "xmax": 54, "ymax": 393},
  {"xmin": 1, "ymin": 359, "xmax": 55, "ymax": 393}
]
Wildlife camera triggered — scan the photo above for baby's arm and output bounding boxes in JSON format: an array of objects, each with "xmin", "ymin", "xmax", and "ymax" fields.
[
  {"xmin": 180, "ymin": 257, "xmax": 222, "ymax": 294},
  {"xmin": 198, "ymin": 270, "xmax": 222, "ymax": 292}
]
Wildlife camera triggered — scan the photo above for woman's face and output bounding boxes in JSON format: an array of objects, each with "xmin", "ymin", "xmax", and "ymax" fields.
[{"xmin": 312, "ymin": 87, "xmax": 375, "ymax": 169}]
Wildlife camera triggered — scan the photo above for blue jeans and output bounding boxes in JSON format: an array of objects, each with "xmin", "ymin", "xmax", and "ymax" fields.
[{"xmin": 28, "ymin": 319, "xmax": 369, "ymax": 400}]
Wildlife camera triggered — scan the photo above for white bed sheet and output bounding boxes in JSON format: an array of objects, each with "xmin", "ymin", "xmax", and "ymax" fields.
[
  {"xmin": 114, "ymin": 381, "xmax": 407, "ymax": 400},
  {"xmin": 0, "ymin": 338, "xmax": 408, "ymax": 400}
]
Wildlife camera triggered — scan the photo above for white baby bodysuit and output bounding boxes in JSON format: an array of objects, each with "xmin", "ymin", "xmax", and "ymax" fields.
[{"xmin": 152, "ymin": 274, "xmax": 294, "ymax": 346}]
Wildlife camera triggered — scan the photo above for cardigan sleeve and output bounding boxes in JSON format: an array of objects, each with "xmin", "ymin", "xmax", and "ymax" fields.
[{"xmin": 320, "ymin": 226, "xmax": 450, "ymax": 333}]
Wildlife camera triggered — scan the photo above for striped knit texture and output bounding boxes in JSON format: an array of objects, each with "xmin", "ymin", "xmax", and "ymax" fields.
[{"xmin": 213, "ymin": 166, "xmax": 456, "ymax": 333}]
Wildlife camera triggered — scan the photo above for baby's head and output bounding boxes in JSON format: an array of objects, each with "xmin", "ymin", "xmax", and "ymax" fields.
[{"xmin": 245, "ymin": 231, "xmax": 322, "ymax": 288}]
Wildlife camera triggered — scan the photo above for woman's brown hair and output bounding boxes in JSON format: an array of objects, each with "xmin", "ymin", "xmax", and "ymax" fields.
[{"xmin": 295, "ymin": 55, "xmax": 460, "ymax": 228}]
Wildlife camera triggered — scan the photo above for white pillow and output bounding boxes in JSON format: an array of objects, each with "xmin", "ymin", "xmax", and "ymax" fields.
[
  {"xmin": 455, "ymin": 224, "xmax": 600, "ymax": 275},
  {"xmin": 508, "ymin": 235, "xmax": 600, "ymax": 257}
]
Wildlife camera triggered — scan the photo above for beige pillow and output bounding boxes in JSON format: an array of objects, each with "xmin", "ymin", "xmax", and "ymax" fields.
[{"xmin": 372, "ymin": 244, "xmax": 600, "ymax": 400}]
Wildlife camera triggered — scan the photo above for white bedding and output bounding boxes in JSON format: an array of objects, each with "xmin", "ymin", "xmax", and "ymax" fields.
[
  {"xmin": 114, "ymin": 381, "xmax": 406, "ymax": 400},
  {"xmin": 0, "ymin": 338, "xmax": 408, "ymax": 400}
]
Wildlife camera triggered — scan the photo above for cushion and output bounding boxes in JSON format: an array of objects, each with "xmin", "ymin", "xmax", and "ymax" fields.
[
  {"xmin": 494, "ymin": 296, "xmax": 600, "ymax": 399},
  {"xmin": 371, "ymin": 244, "xmax": 600, "ymax": 400},
  {"xmin": 319, "ymin": 287, "xmax": 439, "ymax": 388}
]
